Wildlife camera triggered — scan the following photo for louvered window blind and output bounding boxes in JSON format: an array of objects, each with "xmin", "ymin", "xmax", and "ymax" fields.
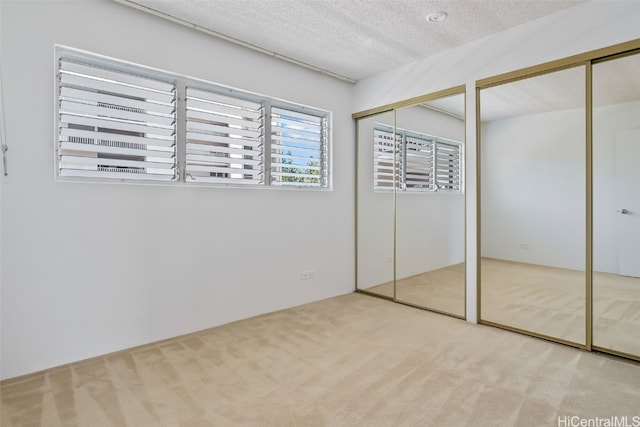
[
  {"xmin": 373, "ymin": 126, "xmax": 462, "ymax": 193},
  {"xmin": 185, "ymin": 88, "xmax": 264, "ymax": 184},
  {"xmin": 373, "ymin": 128, "xmax": 401, "ymax": 190},
  {"xmin": 56, "ymin": 48, "xmax": 330, "ymax": 189},
  {"xmin": 57, "ymin": 59, "xmax": 177, "ymax": 181},
  {"xmin": 271, "ymin": 107, "xmax": 327, "ymax": 187}
]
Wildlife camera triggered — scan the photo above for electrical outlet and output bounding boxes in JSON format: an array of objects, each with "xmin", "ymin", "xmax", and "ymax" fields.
[
  {"xmin": 300, "ymin": 271, "xmax": 316, "ymax": 280},
  {"xmin": 386, "ymin": 256, "xmax": 393, "ymax": 263},
  {"xmin": 519, "ymin": 242, "xmax": 529, "ymax": 249}
]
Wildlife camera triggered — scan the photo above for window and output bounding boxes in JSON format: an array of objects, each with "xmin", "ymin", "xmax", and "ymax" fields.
[
  {"xmin": 373, "ymin": 124, "xmax": 462, "ymax": 192},
  {"xmin": 270, "ymin": 107, "xmax": 327, "ymax": 187},
  {"xmin": 58, "ymin": 59, "xmax": 177, "ymax": 181},
  {"xmin": 185, "ymin": 88, "xmax": 264, "ymax": 185},
  {"xmin": 56, "ymin": 47, "xmax": 331, "ymax": 188}
]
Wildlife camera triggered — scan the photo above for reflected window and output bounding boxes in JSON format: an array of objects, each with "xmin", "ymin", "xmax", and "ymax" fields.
[{"xmin": 372, "ymin": 124, "xmax": 462, "ymax": 192}]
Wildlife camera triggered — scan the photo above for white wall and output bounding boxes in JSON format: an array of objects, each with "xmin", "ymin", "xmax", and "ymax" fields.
[
  {"xmin": 0, "ymin": 0, "xmax": 354, "ymax": 380},
  {"xmin": 353, "ymin": 0, "xmax": 640, "ymax": 322},
  {"xmin": 0, "ymin": 2, "xmax": 4, "ymax": 377}
]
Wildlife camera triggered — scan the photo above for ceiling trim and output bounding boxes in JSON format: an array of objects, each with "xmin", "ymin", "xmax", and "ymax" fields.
[
  {"xmin": 476, "ymin": 38, "xmax": 640, "ymax": 89},
  {"xmin": 352, "ymin": 85, "xmax": 466, "ymax": 119},
  {"xmin": 111, "ymin": 0, "xmax": 357, "ymax": 84}
]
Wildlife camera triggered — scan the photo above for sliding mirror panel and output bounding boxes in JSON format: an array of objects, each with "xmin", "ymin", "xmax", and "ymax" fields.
[
  {"xmin": 356, "ymin": 111, "xmax": 396, "ymax": 298},
  {"xmin": 480, "ymin": 66, "xmax": 587, "ymax": 345},
  {"xmin": 395, "ymin": 94, "xmax": 466, "ymax": 317},
  {"xmin": 592, "ymin": 51, "xmax": 640, "ymax": 359}
]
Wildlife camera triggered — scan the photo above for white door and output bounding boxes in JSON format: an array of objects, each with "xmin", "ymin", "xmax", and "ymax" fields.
[{"xmin": 616, "ymin": 130, "xmax": 640, "ymax": 278}]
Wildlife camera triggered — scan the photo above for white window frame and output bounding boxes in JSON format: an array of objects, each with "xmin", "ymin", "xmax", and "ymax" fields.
[
  {"xmin": 373, "ymin": 124, "xmax": 463, "ymax": 193},
  {"xmin": 55, "ymin": 46, "xmax": 332, "ymax": 189}
]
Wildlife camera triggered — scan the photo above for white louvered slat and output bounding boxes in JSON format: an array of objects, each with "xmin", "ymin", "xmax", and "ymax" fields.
[
  {"xmin": 60, "ymin": 86, "xmax": 175, "ymax": 115},
  {"xmin": 186, "ymin": 153, "xmax": 261, "ymax": 167},
  {"xmin": 60, "ymin": 127, "xmax": 174, "ymax": 148},
  {"xmin": 186, "ymin": 132, "xmax": 262, "ymax": 148},
  {"xmin": 59, "ymin": 169, "xmax": 175, "ymax": 181},
  {"xmin": 183, "ymin": 175, "xmax": 262, "ymax": 185},
  {"xmin": 271, "ymin": 143, "xmax": 320, "ymax": 157},
  {"xmin": 60, "ymin": 155, "xmax": 174, "ymax": 170},
  {"xmin": 186, "ymin": 120, "xmax": 261, "ymax": 139},
  {"xmin": 185, "ymin": 143, "xmax": 260, "ymax": 158},
  {"xmin": 271, "ymin": 126, "xmax": 321, "ymax": 141},
  {"xmin": 186, "ymin": 109, "xmax": 262, "ymax": 130},
  {"xmin": 271, "ymin": 161, "xmax": 322, "ymax": 172},
  {"xmin": 60, "ymin": 141, "xmax": 174, "ymax": 159},
  {"xmin": 59, "ymin": 70, "xmax": 174, "ymax": 104},
  {"xmin": 186, "ymin": 164, "xmax": 262, "ymax": 176},
  {"xmin": 60, "ymin": 60, "xmax": 174, "ymax": 91},
  {"xmin": 59, "ymin": 100, "xmax": 175, "ymax": 126},
  {"xmin": 60, "ymin": 113, "xmax": 175, "ymax": 137}
]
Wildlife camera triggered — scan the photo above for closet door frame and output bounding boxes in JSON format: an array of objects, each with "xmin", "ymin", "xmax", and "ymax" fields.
[{"xmin": 476, "ymin": 38, "xmax": 640, "ymax": 361}]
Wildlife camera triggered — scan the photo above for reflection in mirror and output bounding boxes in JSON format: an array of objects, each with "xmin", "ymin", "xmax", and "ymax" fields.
[
  {"xmin": 356, "ymin": 111, "xmax": 395, "ymax": 298},
  {"xmin": 593, "ymin": 51, "xmax": 640, "ymax": 358},
  {"xmin": 480, "ymin": 66, "xmax": 586, "ymax": 344},
  {"xmin": 395, "ymin": 94, "xmax": 466, "ymax": 316}
]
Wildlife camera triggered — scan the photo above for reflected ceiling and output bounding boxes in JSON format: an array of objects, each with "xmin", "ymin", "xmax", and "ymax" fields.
[{"xmin": 481, "ymin": 54, "xmax": 640, "ymax": 122}]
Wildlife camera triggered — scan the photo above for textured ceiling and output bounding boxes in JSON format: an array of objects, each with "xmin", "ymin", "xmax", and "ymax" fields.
[
  {"xmin": 113, "ymin": 0, "xmax": 637, "ymax": 120},
  {"xmin": 115, "ymin": 0, "xmax": 585, "ymax": 82}
]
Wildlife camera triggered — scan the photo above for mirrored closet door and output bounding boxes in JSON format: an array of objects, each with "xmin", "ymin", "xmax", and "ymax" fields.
[
  {"xmin": 356, "ymin": 89, "xmax": 466, "ymax": 318},
  {"xmin": 479, "ymin": 66, "xmax": 587, "ymax": 345},
  {"xmin": 395, "ymin": 94, "xmax": 465, "ymax": 316},
  {"xmin": 356, "ymin": 110, "xmax": 396, "ymax": 299},
  {"xmin": 478, "ymin": 41, "xmax": 640, "ymax": 360},
  {"xmin": 592, "ymin": 51, "xmax": 640, "ymax": 359}
]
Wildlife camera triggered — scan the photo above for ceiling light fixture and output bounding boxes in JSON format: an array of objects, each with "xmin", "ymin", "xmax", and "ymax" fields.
[{"xmin": 426, "ymin": 11, "xmax": 448, "ymax": 23}]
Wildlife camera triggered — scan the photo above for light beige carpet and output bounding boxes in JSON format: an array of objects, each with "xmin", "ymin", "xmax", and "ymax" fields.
[
  {"xmin": 362, "ymin": 258, "xmax": 639, "ymax": 357},
  {"xmin": 2, "ymin": 293, "xmax": 640, "ymax": 426},
  {"xmin": 481, "ymin": 258, "xmax": 640, "ymax": 356},
  {"xmin": 361, "ymin": 263, "xmax": 466, "ymax": 317},
  {"xmin": 481, "ymin": 258, "xmax": 587, "ymax": 345},
  {"xmin": 592, "ymin": 270, "xmax": 640, "ymax": 356}
]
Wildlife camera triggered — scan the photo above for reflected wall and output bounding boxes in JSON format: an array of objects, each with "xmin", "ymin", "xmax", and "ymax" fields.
[{"xmin": 356, "ymin": 111, "xmax": 395, "ymax": 298}]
